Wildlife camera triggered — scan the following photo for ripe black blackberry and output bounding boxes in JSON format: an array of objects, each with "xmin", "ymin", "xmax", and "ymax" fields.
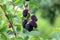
[
  {"xmin": 26, "ymin": 0, "xmax": 29, "ymax": 1},
  {"xmin": 31, "ymin": 14, "xmax": 37, "ymax": 22},
  {"xmin": 22, "ymin": 19, "xmax": 28, "ymax": 28},
  {"xmin": 25, "ymin": 23, "xmax": 33, "ymax": 32},
  {"xmin": 23, "ymin": 9, "xmax": 28, "ymax": 17},
  {"xmin": 29, "ymin": 21, "xmax": 37, "ymax": 28}
]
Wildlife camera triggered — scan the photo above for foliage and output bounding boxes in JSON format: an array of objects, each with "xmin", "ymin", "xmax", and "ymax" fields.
[{"xmin": 0, "ymin": 0, "xmax": 60, "ymax": 40}]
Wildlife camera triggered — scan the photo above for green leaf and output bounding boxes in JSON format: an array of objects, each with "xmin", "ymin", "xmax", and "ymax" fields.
[
  {"xmin": 14, "ymin": 0, "xmax": 20, "ymax": 4},
  {"xmin": 0, "ymin": 33, "xmax": 8, "ymax": 40},
  {"xmin": 1, "ymin": 0, "xmax": 7, "ymax": 4},
  {"xmin": 6, "ymin": 5, "xmax": 13, "ymax": 11},
  {"xmin": 50, "ymin": 32, "xmax": 60, "ymax": 40},
  {"xmin": 24, "ymin": 36, "xmax": 29, "ymax": 40},
  {"xmin": 10, "ymin": 37, "xmax": 15, "ymax": 40},
  {"xmin": 7, "ymin": 12, "xmax": 14, "ymax": 21},
  {"xmin": 0, "ymin": 0, "xmax": 2, "ymax": 2},
  {"xmin": 29, "ymin": 36, "xmax": 40, "ymax": 40},
  {"xmin": 16, "ymin": 25, "xmax": 22, "ymax": 32},
  {"xmin": 1, "ymin": 4, "xmax": 6, "ymax": 11},
  {"xmin": 0, "ymin": 25, "xmax": 7, "ymax": 32},
  {"xmin": 29, "ymin": 31, "xmax": 40, "ymax": 36},
  {"xmin": 0, "ymin": 7, "xmax": 3, "ymax": 14},
  {"xmin": 7, "ymin": 30, "xmax": 14, "ymax": 35},
  {"xmin": 16, "ymin": 37, "xmax": 24, "ymax": 40}
]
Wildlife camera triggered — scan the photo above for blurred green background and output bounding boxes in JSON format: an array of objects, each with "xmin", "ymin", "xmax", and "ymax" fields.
[{"xmin": 0, "ymin": 0, "xmax": 60, "ymax": 40}]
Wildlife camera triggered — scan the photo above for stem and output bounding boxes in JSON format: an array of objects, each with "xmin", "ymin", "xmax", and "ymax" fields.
[
  {"xmin": 0, "ymin": 6, "xmax": 16, "ymax": 36},
  {"xmin": 12, "ymin": 0, "xmax": 18, "ymax": 15},
  {"xmin": 14, "ymin": 6, "xmax": 18, "ymax": 15}
]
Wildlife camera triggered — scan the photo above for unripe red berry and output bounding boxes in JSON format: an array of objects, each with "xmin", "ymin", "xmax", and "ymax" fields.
[{"xmin": 8, "ymin": 23, "xmax": 12, "ymax": 28}]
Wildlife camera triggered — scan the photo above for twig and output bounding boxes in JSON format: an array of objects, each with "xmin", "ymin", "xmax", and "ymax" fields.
[{"xmin": 0, "ymin": 5, "xmax": 16, "ymax": 36}]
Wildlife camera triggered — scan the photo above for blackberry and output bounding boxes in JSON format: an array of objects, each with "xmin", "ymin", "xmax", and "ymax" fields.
[
  {"xmin": 26, "ymin": 0, "xmax": 29, "ymax": 1},
  {"xmin": 31, "ymin": 15, "xmax": 37, "ymax": 22},
  {"xmin": 29, "ymin": 21, "xmax": 37, "ymax": 28},
  {"xmin": 22, "ymin": 19, "xmax": 28, "ymax": 28},
  {"xmin": 23, "ymin": 9, "xmax": 28, "ymax": 17},
  {"xmin": 25, "ymin": 23, "xmax": 33, "ymax": 32}
]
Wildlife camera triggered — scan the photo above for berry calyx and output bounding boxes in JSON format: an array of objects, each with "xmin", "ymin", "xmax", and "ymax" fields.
[{"xmin": 24, "ymin": 4, "xmax": 29, "ymax": 10}]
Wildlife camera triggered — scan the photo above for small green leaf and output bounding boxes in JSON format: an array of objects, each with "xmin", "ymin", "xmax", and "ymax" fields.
[
  {"xmin": 16, "ymin": 25, "xmax": 22, "ymax": 32},
  {"xmin": 6, "ymin": 5, "xmax": 13, "ymax": 11},
  {"xmin": 1, "ymin": 4, "xmax": 6, "ymax": 11},
  {"xmin": 14, "ymin": 0, "xmax": 20, "ymax": 4},
  {"xmin": 0, "ymin": 33, "xmax": 7, "ymax": 40},
  {"xmin": 16, "ymin": 37, "xmax": 24, "ymax": 40},
  {"xmin": 1, "ymin": 0, "xmax": 7, "ymax": 4},
  {"xmin": 0, "ymin": 26, "xmax": 7, "ymax": 32},
  {"xmin": 29, "ymin": 36, "xmax": 40, "ymax": 40}
]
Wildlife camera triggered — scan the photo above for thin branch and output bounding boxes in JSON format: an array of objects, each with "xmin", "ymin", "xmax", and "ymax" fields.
[
  {"xmin": 14, "ymin": 6, "xmax": 19, "ymax": 15},
  {"xmin": 0, "ymin": 5, "xmax": 16, "ymax": 36}
]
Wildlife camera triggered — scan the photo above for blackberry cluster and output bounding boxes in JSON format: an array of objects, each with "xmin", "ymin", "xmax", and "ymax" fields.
[{"xmin": 22, "ymin": 5, "xmax": 38, "ymax": 32}]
